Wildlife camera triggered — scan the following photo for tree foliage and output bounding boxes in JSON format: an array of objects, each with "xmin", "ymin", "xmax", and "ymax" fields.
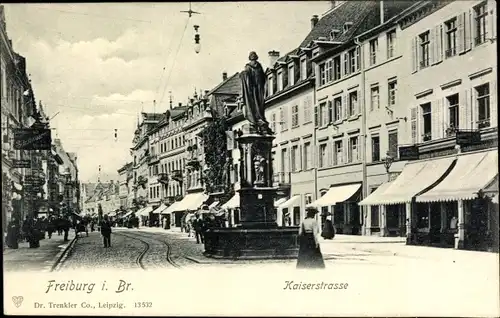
[{"xmin": 200, "ymin": 116, "xmax": 228, "ymax": 195}]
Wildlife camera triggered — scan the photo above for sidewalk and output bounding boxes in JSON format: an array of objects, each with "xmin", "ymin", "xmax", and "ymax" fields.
[
  {"xmin": 3, "ymin": 231, "xmax": 76, "ymax": 272},
  {"xmin": 319, "ymin": 236, "xmax": 499, "ymax": 264}
]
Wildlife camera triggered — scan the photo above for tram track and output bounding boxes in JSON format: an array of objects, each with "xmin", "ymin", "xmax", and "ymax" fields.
[{"xmin": 114, "ymin": 230, "xmax": 184, "ymax": 269}]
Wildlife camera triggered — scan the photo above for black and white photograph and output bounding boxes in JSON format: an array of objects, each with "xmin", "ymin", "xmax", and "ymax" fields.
[{"xmin": 2, "ymin": 1, "xmax": 499, "ymax": 316}]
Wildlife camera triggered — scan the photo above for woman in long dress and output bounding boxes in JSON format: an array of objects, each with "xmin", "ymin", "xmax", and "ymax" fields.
[{"xmin": 296, "ymin": 207, "xmax": 325, "ymax": 269}]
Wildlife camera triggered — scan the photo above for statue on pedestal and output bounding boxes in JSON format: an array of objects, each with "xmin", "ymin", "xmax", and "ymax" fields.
[{"xmin": 240, "ymin": 51, "xmax": 273, "ymax": 135}]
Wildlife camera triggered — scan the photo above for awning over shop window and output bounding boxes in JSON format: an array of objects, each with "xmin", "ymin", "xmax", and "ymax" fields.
[
  {"xmin": 174, "ymin": 193, "xmax": 209, "ymax": 211},
  {"xmin": 163, "ymin": 201, "xmax": 183, "ymax": 214},
  {"xmin": 364, "ymin": 157, "xmax": 455, "ymax": 205},
  {"xmin": 308, "ymin": 183, "xmax": 361, "ymax": 208},
  {"xmin": 221, "ymin": 192, "xmax": 240, "ymax": 209},
  {"xmin": 152, "ymin": 203, "xmax": 167, "ymax": 214},
  {"xmin": 278, "ymin": 195, "xmax": 300, "ymax": 210},
  {"xmin": 274, "ymin": 197, "xmax": 287, "ymax": 207},
  {"xmin": 139, "ymin": 206, "xmax": 153, "ymax": 216},
  {"xmin": 359, "ymin": 182, "xmax": 394, "ymax": 206},
  {"xmin": 416, "ymin": 150, "xmax": 498, "ymax": 203},
  {"xmin": 208, "ymin": 201, "xmax": 220, "ymax": 209},
  {"xmin": 13, "ymin": 182, "xmax": 22, "ymax": 191}
]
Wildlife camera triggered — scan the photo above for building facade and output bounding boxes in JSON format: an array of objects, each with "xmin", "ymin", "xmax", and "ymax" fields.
[{"xmin": 117, "ymin": 162, "xmax": 132, "ymax": 210}]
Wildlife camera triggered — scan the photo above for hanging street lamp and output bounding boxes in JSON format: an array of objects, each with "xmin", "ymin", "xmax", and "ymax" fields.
[
  {"xmin": 383, "ymin": 151, "xmax": 394, "ymax": 182},
  {"xmin": 194, "ymin": 25, "xmax": 201, "ymax": 54}
]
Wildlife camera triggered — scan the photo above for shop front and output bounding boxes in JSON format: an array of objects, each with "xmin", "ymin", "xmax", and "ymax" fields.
[
  {"xmin": 277, "ymin": 195, "xmax": 300, "ymax": 227},
  {"xmin": 308, "ymin": 182, "xmax": 362, "ymax": 235},
  {"xmin": 415, "ymin": 149, "xmax": 498, "ymax": 251},
  {"xmin": 359, "ymin": 156, "xmax": 456, "ymax": 240}
]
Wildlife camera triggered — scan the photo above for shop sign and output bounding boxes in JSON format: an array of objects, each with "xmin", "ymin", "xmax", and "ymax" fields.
[
  {"xmin": 398, "ymin": 145, "xmax": 419, "ymax": 161},
  {"xmin": 24, "ymin": 175, "xmax": 44, "ymax": 185},
  {"xmin": 456, "ymin": 130, "xmax": 481, "ymax": 145},
  {"xmin": 13, "ymin": 128, "xmax": 52, "ymax": 150},
  {"xmin": 12, "ymin": 159, "xmax": 31, "ymax": 168}
]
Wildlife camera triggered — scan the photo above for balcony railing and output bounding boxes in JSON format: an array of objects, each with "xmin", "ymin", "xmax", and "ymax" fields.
[
  {"xmin": 422, "ymin": 132, "xmax": 432, "ymax": 142},
  {"xmin": 273, "ymin": 172, "xmax": 291, "ymax": 185},
  {"xmin": 477, "ymin": 118, "xmax": 491, "ymax": 129},
  {"xmin": 445, "ymin": 126, "xmax": 458, "ymax": 137}
]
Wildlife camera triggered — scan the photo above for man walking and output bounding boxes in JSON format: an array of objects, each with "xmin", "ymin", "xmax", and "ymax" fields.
[
  {"xmin": 192, "ymin": 213, "xmax": 204, "ymax": 244},
  {"xmin": 100, "ymin": 214, "xmax": 112, "ymax": 248},
  {"xmin": 62, "ymin": 216, "xmax": 71, "ymax": 242}
]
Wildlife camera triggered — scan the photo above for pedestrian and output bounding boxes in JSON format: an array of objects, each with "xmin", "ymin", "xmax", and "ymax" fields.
[
  {"xmin": 5, "ymin": 217, "xmax": 20, "ymax": 249},
  {"xmin": 29, "ymin": 217, "xmax": 41, "ymax": 248},
  {"xmin": 63, "ymin": 217, "xmax": 71, "ymax": 242},
  {"xmin": 47, "ymin": 217, "xmax": 55, "ymax": 239},
  {"xmin": 22, "ymin": 216, "xmax": 31, "ymax": 242},
  {"xmin": 296, "ymin": 206, "xmax": 325, "ymax": 269},
  {"xmin": 100, "ymin": 214, "xmax": 112, "ymax": 248},
  {"xmin": 321, "ymin": 214, "xmax": 335, "ymax": 240},
  {"xmin": 56, "ymin": 217, "xmax": 63, "ymax": 236},
  {"xmin": 192, "ymin": 213, "xmax": 205, "ymax": 244}
]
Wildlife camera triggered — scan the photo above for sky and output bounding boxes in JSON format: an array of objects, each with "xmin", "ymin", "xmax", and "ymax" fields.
[{"xmin": 4, "ymin": 2, "xmax": 330, "ymax": 182}]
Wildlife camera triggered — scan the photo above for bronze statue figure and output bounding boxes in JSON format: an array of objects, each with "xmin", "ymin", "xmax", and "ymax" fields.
[{"xmin": 240, "ymin": 51, "xmax": 272, "ymax": 135}]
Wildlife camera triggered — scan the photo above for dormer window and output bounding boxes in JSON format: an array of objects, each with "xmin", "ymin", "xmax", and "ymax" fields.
[
  {"xmin": 277, "ymin": 70, "xmax": 283, "ymax": 91},
  {"xmin": 267, "ymin": 74, "xmax": 274, "ymax": 96},
  {"xmin": 343, "ymin": 22, "xmax": 353, "ymax": 33},
  {"xmin": 300, "ymin": 57, "xmax": 307, "ymax": 81},
  {"xmin": 329, "ymin": 29, "xmax": 341, "ymax": 40},
  {"xmin": 288, "ymin": 64, "xmax": 295, "ymax": 86}
]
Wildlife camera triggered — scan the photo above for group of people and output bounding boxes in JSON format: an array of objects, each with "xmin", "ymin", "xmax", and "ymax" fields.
[
  {"xmin": 182, "ymin": 212, "xmax": 220, "ymax": 244},
  {"xmin": 5, "ymin": 215, "xmax": 73, "ymax": 249}
]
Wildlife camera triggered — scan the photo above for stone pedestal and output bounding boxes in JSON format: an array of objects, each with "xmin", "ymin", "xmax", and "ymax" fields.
[{"xmin": 203, "ymin": 126, "xmax": 299, "ymax": 259}]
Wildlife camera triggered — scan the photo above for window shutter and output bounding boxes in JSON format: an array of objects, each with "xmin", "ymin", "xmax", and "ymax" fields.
[
  {"xmin": 328, "ymin": 100, "xmax": 333, "ymax": 123},
  {"xmin": 314, "ymin": 105, "xmax": 319, "ymax": 127},
  {"xmin": 464, "ymin": 10, "xmax": 472, "ymax": 52},
  {"xmin": 299, "ymin": 144, "xmax": 303, "ymax": 170},
  {"xmin": 344, "ymin": 138, "xmax": 349, "ymax": 163},
  {"xmin": 458, "ymin": 91, "xmax": 467, "ymax": 130},
  {"xmin": 343, "ymin": 53, "xmax": 349, "ymax": 75},
  {"xmin": 294, "ymin": 61, "xmax": 300, "ymax": 83},
  {"xmin": 356, "ymin": 89, "xmax": 361, "ymax": 114},
  {"xmin": 356, "ymin": 46, "xmax": 361, "ymax": 71},
  {"xmin": 436, "ymin": 25, "xmax": 443, "ymax": 63},
  {"xmin": 490, "ymin": 80, "xmax": 497, "ymax": 126},
  {"xmin": 442, "ymin": 97, "xmax": 448, "ymax": 134},
  {"xmin": 491, "ymin": 2, "xmax": 497, "ymax": 40},
  {"xmin": 343, "ymin": 94, "xmax": 348, "ymax": 119},
  {"xmin": 430, "ymin": 27, "xmax": 436, "ymax": 65},
  {"xmin": 412, "ymin": 37, "xmax": 418, "ymax": 72},
  {"xmin": 283, "ymin": 67, "xmax": 289, "ymax": 89},
  {"xmin": 431, "ymin": 100, "xmax": 441, "ymax": 140},
  {"xmin": 410, "ymin": 107, "xmax": 418, "ymax": 144},
  {"xmin": 327, "ymin": 142, "xmax": 332, "ymax": 167},
  {"xmin": 457, "ymin": 12, "xmax": 465, "ymax": 53}
]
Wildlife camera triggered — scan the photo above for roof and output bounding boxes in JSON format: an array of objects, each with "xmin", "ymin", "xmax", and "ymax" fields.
[
  {"xmin": 208, "ymin": 72, "xmax": 241, "ymax": 96},
  {"xmin": 141, "ymin": 112, "xmax": 163, "ymax": 122},
  {"xmin": 168, "ymin": 106, "xmax": 189, "ymax": 119}
]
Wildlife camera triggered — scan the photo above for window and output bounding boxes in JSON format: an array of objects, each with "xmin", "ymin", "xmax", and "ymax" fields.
[
  {"xmin": 371, "ymin": 136, "xmax": 380, "ymax": 162},
  {"xmin": 388, "ymin": 131, "xmax": 398, "ymax": 159},
  {"xmin": 303, "ymin": 142, "xmax": 311, "ymax": 170},
  {"xmin": 474, "ymin": 2, "xmax": 488, "ymax": 45},
  {"xmin": 370, "ymin": 85, "xmax": 380, "ymax": 111},
  {"xmin": 277, "ymin": 71, "xmax": 283, "ymax": 91},
  {"xmin": 447, "ymin": 94, "xmax": 459, "ymax": 131},
  {"xmin": 300, "ymin": 58, "xmax": 307, "ymax": 80},
  {"xmin": 268, "ymin": 75, "xmax": 274, "ymax": 96},
  {"xmin": 348, "ymin": 91, "xmax": 358, "ymax": 116},
  {"xmin": 369, "ymin": 38, "xmax": 378, "ymax": 65},
  {"xmin": 279, "ymin": 108, "xmax": 286, "ymax": 132},
  {"xmin": 333, "ymin": 56, "xmax": 341, "ymax": 81},
  {"xmin": 445, "ymin": 18, "xmax": 457, "ymax": 58},
  {"xmin": 419, "ymin": 31, "xmax": 430, "ymax": 68},
  {"xmin": 319, "ymin": 144, "xmax": 327, "ymax": 168},
  {"xmin": 387, "ymin": 30, "xmax": 396, "ymax": 58},
  {"xmin": 348, "ymin": 136, "xmax": 358, "ymax": 162},
  {"xmin": 476, "ymin": 83, "xmax": 490, "ymax": 128},
  {"xmin": 388, "ymin": 80, "xmax": 397, "ymax": 106},
  {"xmin": 319, "ymin": 63, "xmax": 327, "ymax": 86},
  {"xmin": 291, "ymin": 105, "xmax": 299, "ymax": 128},
  {"xmin": 348, "ymin": 48, "xmax": 358, "ymax": 73},
  {"xmin": 334, "ymin": 140, "xmax": 343, "ymax": 165},
  {"xmin": 291, "ymin": 145, "xmax": 299, "ymax": 172},
  {"xmin": 288, "ymin": 65, "xmax": 294, "ymax": 86},
  {"xmin": 303, "ymin": 97, "xmax": 312, "ymax": 123},
  {"xmin": 421, "ymin": 103, "xmax": 432, "ymax": 141},
  {"xmin": 320, "ymin": 102, "xmax": 328, "ymax": 126},
  {"xmin": 334, "ymin": 96, "xmax": 342, "ymax": 122},
  {"xmin": 271, "ymin": 113, "xmax": 277, "ymax": 132},
  {"xmin": 325, "ymin": 59, "xmax": 332, "ymax": 82}
]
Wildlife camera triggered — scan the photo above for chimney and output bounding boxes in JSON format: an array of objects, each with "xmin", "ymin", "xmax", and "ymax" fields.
[
  {"xmin": 222, "ymin": 72, "xmax": 228, "ymax": 81},
  {"xmin": 178, "ymin": 102, "xmax": 182, "ymax": 107},
  {"xmin": 380, "ymin": 1, "xmax": 384, "ymax": 24},
  {"xmin": 310, "ymin": 15, "xmax": 319, "ymax": 30},
  {"xmin": 268, "ymin": 50, "xmax": 280, "ymax": 67}
]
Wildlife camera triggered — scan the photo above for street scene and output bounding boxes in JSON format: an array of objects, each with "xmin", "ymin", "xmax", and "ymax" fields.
[{"xmin": 1, "ymin": 1, "xmax": 499, "ymax": 315}]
